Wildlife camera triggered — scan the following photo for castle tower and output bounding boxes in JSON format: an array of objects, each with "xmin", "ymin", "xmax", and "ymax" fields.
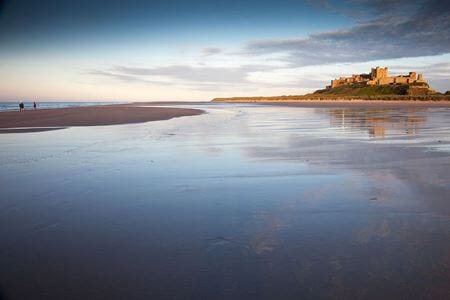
[
  {"xmin": 409, "ymin": 72, "xmax": 417, "ymax": 80},
  {"xmin": 417, "ymin": 73, "xmax": 423, "ymax": 81},
  {"xmin": 371, "ymin": 66, "xmax": 388, "ymax": 80}
]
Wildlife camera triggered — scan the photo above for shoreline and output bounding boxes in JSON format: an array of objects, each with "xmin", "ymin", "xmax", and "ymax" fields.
[
  {"xmin": 0, "ymin": 105, "xmax": 204, "ymax": 133},
  {"xmin": 211, "ymin": 99, "xmax": 450, "ymax": 108}
]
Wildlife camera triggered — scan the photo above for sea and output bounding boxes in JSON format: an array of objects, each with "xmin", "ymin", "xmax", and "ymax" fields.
[{"xmin": 0, "ymin": 101, "xmax": 122, "ymax": 112}]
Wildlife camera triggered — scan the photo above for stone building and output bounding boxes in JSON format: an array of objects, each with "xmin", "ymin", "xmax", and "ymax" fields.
[{"xmin": 327, "ymin": 66, "xmax": 428, "ymax": 89}]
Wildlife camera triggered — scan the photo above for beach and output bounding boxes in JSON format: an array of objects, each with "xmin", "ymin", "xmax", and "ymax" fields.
[
  {"xmin": 0, "ymin": 105, "xmax": 204, "ymax": 133},
  {"xmin": 0, "ymin": 103, "xmax": 449, "ymax": 299}
]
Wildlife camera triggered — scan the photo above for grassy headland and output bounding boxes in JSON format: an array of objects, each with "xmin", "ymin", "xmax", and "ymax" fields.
[{"xmin": 212, "ymin": 84, "xmax": 450, "ymax": 103}]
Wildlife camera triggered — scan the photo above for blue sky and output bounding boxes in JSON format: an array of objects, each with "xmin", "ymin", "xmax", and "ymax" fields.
[{"xmin": 0, "ymin": 0, "xmax": 449, "ymax": 101}]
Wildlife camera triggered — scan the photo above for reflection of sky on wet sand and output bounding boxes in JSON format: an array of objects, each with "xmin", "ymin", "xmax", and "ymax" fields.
[{"xmin": 0, "ymin": 104, "xmax": 449, "ymax": 299}]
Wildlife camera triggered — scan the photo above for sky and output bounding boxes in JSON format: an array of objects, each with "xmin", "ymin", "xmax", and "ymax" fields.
[{"xmin": 0, "ymin": 0, "xmax": 449, "ymax": 101}]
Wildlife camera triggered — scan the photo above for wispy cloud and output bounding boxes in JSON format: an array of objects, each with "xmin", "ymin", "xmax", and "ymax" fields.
[
  {"xmin": 202, "ymin": 47, "xmax": 223, "ymax": 56},
  {"xmin": 87, "ymin": 64, "xmax": 279, "ymax": 90},
  {"xmin": 112, "ymin": 65, "xmax": 261, "ymax": 84}
]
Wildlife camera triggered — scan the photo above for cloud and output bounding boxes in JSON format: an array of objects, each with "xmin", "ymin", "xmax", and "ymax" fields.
[
  {"xmin": 85, "ymin": 70, "xmax": 173, "ymax": 85},
  {"xmin": 244, "ymin": 0, "xmax": 450, "ymax": 67},
  {"xmin": 87, "ymin": 64, "xmax": 282, "ymax": 91},
  {"xmin": 348, "ymin": 0, "xmax": 423, "ymax": 15},
  {"xmin": 202, "ymin": 47, "xmax": 223, "ymax": 56},
  {"xmin": 305, "ymin": 0, "xmax": 429, "ymax": 22},
  {"xmin": 112, "ymin": 65, "xmax": 260, "ymax": 84}
]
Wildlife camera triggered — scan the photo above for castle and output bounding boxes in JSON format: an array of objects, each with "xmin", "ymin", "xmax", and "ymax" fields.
[{"xmin": 327, "ymin": 67, "xmax": 428, "ymax": 89}]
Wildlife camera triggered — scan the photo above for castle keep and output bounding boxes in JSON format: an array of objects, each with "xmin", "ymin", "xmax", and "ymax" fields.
[{"xmin": 328, "ymin": 67, "xmax": 427, "ymax": 89}]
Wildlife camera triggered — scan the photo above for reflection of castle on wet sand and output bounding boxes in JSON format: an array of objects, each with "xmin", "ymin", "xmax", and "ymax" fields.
[{"xmin": 328, "ymin": 108, "xmax": 427, "ymax": 138}]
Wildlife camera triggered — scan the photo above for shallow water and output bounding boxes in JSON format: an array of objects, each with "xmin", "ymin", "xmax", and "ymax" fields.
[{"xmin": 0, "ymin": 104, "xmax": 449, "ymax": 299}]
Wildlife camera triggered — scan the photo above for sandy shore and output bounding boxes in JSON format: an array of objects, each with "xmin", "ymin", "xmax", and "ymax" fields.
[
  {"xmin": 0, "ymin": 105, "xmax": 204, "ymax": 133},
  {"xmin": 213, "ymin": 99, "xmax": 450, "ymax": 108}
]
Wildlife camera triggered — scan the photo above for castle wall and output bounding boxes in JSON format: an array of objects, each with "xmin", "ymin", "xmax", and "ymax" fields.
[
  {"xmin": 394, "ymin": 77, "xmax": 408, "ymax": 84},
  {"xmin": 379, "ymin": 77, "xmax": 394, "ymax": 85},
  {"xmin": 327, "ymin": 67, "xmax": 428, "ymax": 90}
]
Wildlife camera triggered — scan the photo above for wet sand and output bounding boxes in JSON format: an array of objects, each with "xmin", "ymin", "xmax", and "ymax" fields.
[
  {"xmin": 0, "ymin": 105, "xmax": 204, "ymax": 133},
  {"xmin": 0, "ymin": 103, "xmax": 449, "ymax": 299}
]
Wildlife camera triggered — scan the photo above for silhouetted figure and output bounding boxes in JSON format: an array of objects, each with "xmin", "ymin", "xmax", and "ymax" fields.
[
  {"xmin": 33, "ymin": 102, "xmax": 37, "ymax": 110},
  {"xmin": 19, "ymin": 102, "xmax": 24, "ymax": 112}
]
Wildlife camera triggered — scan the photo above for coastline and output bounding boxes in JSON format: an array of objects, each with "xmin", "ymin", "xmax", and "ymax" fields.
[
  {"xmin": 211, "ymin": 99, "xmax": 450, "ymax": 108},
  {"xmin": 0, "ymin": 105, "xmax": 204, "ymax": 133}
]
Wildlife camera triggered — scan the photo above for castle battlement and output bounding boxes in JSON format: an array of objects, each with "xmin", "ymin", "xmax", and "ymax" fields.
[{"xmin": 327, "ymin": 67, "xmax": 428, "ymax": 89}]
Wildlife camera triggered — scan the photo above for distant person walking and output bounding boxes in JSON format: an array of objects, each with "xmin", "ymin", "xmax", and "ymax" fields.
[
  {"xmin": 33, "ymin": 102, "xmax": 37, "ymax": 110},
  {"xmin": 19, "ymin": 102, "xmax": 24, "ymax": 112}
]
